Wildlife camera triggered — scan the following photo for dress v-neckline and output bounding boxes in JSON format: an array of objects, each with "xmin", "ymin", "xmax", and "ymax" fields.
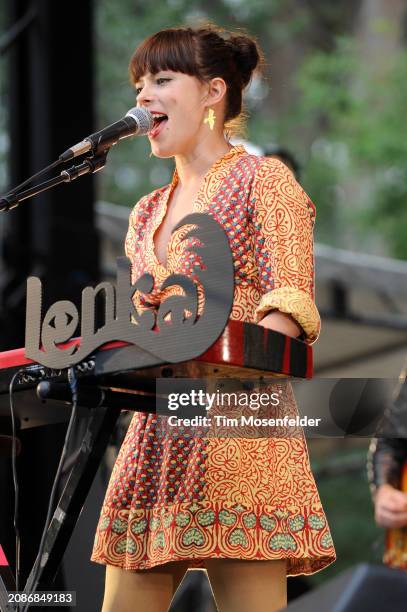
[{"xmin": 150, "ymin": 145, "xmax": 244, "ymax": 272}]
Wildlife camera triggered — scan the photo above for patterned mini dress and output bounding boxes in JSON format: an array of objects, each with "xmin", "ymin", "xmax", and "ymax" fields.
[{"xmin": 91, "ymin": 145, "xmax": 336, "ymax": 575}]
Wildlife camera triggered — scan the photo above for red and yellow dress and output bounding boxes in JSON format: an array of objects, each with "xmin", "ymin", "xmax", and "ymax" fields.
[{"xmin": 91, "ymin": 145, "xmax": 336, "ymax": 575}]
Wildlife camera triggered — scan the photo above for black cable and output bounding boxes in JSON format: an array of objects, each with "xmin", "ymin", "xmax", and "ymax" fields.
[
  {"xmin": 67, "ymin": 366, "xmax": 78, "ymax": 405},
  {"xmin": 22, "ymin": 366, "xmax": 79, "ymax": 611},
  {"xmin": 9, "ymin": 369, "xmax": 25, "ymax": 594}
]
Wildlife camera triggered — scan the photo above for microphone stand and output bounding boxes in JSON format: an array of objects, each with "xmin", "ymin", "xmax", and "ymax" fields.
[
  {"xmin": 0, "ymin": 151, "xmax": 109, "ymax": 213},
  {"xmin": 0, "ymin": 148, "xmax": 109, "ymax": 611}
]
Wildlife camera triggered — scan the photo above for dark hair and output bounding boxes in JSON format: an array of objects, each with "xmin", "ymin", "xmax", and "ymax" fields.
[{"xmin": 129, "ymin": 25, "xmax": 262, "ymax": 132}]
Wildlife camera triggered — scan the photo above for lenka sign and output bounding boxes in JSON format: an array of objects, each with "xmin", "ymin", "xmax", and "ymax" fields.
[{"xmin": 24, "ymin": 214, "xmax": 234, "ymax": 370}]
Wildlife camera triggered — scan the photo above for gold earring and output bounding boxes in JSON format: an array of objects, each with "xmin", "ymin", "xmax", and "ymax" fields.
[{"xmin": 203, "ymin": 108, "xmax": 216, "ymax": 131}]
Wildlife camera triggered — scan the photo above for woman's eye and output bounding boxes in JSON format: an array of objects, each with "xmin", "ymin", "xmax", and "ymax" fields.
[{"xmin": 135, "ymin": 78, "xmax": 170, "ymax": 95}]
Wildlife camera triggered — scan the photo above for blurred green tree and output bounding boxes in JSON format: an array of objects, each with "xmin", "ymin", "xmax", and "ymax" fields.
[{"xmin": 96, "ymin": 0, "xmax": 407, "ymax": 258}]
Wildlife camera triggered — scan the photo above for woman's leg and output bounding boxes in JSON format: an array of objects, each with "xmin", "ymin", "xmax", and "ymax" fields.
[
  {"xmin": 101, "ymin": 560, "xmax": 190, "ymax": 612},
  {"xmin": 204, "ymin": 559, "xmax": 287, "ymax": 612}
]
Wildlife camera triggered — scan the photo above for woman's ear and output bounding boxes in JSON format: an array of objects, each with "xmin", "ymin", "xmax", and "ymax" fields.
[{"xmin": 205, "ymin": 77, "xmax": 227, "ymax": 107}]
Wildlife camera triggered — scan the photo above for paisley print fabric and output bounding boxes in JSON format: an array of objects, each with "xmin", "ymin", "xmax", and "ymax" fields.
[{"xmin": 91, "ymin": 145, "xmax": 336, "ymax": 575}]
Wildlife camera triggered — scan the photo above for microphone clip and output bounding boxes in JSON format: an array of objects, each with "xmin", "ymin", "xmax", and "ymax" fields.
[{"xmin": 60, "ymin": 150, "xmax": 109, "ymax": 182}]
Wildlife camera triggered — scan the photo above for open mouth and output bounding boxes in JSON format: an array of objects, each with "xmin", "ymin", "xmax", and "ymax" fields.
[{"xmin": 149, "ymin": 113, "xmax": 168, "ymax": 138}]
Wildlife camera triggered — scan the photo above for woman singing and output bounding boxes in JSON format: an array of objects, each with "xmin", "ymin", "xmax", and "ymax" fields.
[{"xmin": 91, "ymin": 24, "xmax": 336, "ymax": 612}]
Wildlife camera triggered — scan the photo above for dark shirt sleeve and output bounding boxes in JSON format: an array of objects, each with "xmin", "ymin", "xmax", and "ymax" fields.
[{"xmin": 368, "ymin": 378, "xmax": 407, "ymax": 494}]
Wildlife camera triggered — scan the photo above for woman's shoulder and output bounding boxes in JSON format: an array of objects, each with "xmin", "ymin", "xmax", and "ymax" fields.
[
  {"xmin": 232, "ymin": 149, "xmax": 298, "ymax": 186},
  {"xmin": 254, "ymin": 155, "xmax": 298, "ymax": 182},
  {"xmin": 253, "ymin": 155, "xmax": 316, "ymax": 220}
]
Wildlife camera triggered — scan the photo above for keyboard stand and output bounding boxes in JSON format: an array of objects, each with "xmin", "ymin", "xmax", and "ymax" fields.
[{"xmin": 23, "ymin": 404, "xmax": 121, "ymax": 596}]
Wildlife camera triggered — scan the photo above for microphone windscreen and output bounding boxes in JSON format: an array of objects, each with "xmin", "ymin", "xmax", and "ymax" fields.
[{"xmin": 126, "ymin": 107, "xmax": 153, "ymax": 134}]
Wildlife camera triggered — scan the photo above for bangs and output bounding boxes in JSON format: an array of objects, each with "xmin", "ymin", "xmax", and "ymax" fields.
[{"xmin": 129, "ymin": 29, "xmax": 200, "ymax": 83}]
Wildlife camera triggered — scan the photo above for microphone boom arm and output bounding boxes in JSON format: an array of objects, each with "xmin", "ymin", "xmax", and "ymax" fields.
[{"xmin": 0, "ymin": 150, "xmax": 109, "ymax": 213}]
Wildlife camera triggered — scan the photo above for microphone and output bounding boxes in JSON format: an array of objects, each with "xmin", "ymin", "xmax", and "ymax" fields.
[{"xmin": 59, "ymin": 107, "xmax": 153, "ymax": 162}]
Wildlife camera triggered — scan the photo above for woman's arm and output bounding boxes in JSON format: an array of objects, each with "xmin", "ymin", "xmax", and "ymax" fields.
[
  {"xmin": 251, "ymin": 157, "xmax": 320, "ymax": 344},
  {"xmin": 257, "ymin": 310, "xmax": 302, "ymax": 338}
]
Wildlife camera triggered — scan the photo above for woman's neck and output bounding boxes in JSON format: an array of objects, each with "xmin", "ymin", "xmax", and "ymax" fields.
[{"xmin": 174, "ymin": 137, "xmax": 232, "ymax": 187}]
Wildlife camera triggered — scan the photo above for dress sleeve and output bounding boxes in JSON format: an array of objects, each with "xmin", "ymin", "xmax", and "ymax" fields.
[{"xmin": 250, "ymin": 157, "xmax": 320, "ymax": 344}]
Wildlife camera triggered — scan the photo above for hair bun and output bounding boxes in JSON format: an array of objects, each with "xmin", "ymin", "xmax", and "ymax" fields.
[{"xmin": 228, "ymin": 35, "xmax": 261, "ymax": 87}]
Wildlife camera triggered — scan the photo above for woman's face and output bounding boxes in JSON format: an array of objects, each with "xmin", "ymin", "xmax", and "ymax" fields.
[{"xmin": 135, "ymin": 70, "xmax": 210, "ymax": 158}]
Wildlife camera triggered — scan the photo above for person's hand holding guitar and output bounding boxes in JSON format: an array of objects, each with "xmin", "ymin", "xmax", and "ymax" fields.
[{"xmin": 374, "ymin": 483, "xmax": 407, "ymax": 529}]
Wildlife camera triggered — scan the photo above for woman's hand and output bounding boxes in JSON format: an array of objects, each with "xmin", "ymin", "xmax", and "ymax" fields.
[
  {"xmin": 374, "ymin": 483, "xmax": 407, "ymax": 528},
  {"xmin": 257, "ymin": 310, "xmax": 302, "ymax": 339}
]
